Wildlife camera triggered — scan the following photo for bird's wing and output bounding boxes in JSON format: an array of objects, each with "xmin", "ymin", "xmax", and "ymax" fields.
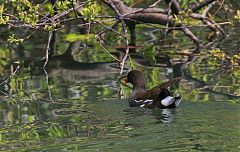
[
  {"xmin": 146, "ymin": 77, "xmax": 181, "ymax": 101},
  {"xmin": 157, "ymin": 77, "xmax": 181, "ymax": 89},
  {"xmin": 134, "ymin": 91, "xmax": 152, "ymax": 100}
]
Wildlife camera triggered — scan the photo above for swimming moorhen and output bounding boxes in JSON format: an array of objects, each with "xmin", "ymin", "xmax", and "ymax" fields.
[{"xmin": 122, "ymin": 70, "xmax": 182, "ymax": 108}]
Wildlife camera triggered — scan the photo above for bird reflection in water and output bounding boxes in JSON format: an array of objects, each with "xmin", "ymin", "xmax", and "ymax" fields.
[
  {"xmin": 148, "ymin": 108, "xmax": 179, "ymax": 123},
  {"xmin": 151, "ymin": 108, "xmax": 177, "ymax": 123},
  {"xmin": 160, "ymin": 108, "xmax": 174, "ymax": 123}
]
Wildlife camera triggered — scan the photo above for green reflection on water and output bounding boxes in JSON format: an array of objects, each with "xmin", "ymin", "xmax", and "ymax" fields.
[{"xmin": 0, "ymin": 98, "xmax": 239, "ymax": 151}]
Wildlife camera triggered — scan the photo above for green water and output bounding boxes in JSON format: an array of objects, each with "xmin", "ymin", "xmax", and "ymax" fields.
[{"xmin": 0, "ymin": 67, "xmax": 239, "ymax": 151}]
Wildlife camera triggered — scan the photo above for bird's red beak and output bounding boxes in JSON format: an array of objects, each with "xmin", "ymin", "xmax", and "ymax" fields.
[
  {"xmin": 119, "ymin": 75, "xmax": 132, "ymax": 89},
  {"xmin": 123, "ymin": 77, "xmax": 128, "ymax": 84},
  {"xmin": 120, "ymin": 75, "xmax": 128, "ymax": 84}
]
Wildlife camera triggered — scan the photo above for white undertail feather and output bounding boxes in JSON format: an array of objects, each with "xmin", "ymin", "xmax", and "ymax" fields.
[
  {"xmin": 161, "ymin": 96, "xmax": 182, "ymax": 107},
  {"xmin": 161, "ymin": 96, "xmax": 175, "ymax": 106}
]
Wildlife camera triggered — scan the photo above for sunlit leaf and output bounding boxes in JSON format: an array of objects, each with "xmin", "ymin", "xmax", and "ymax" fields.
[{"xmin": 64, "ymin": 33, "xmax": 95, "ymax": 42}]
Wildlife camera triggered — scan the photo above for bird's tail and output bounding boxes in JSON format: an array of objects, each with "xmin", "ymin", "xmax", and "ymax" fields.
[{"xmin": 161, "ymin": 96, "xmax": 182, "ymax": 107}]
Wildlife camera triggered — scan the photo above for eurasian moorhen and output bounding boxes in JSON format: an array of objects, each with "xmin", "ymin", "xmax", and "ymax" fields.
[{"xmin": 123, "ymin": 70, "xmax": 182, "ymax": 108}]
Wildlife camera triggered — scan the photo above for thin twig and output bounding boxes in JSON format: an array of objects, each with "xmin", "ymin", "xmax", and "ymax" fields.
[
  {"xmin": 108, "ymin": 0, "xmax": 130, "ymax": 75},
  {"xmin": 43, "ymin": 67, "xmax": 54, "ymax": 102},
  {"xmin": 96, "ymin": 20, "xmax": 123, "ymax": 37},
  {"xmin": 123, "ymin": 0, "xmax": 163, "ymax": 16},
  {"xmin": 0, "ymin": 90, "xmax": 17, "ymax": 103},
  {"xmin": 52, "ymin": 1, "xmax": 87, "ymax": 21},
  {"xmin": 0, "ymin": 63, "xmax": 20, "ymax": 102},
  {"xmin": 164, "ymin": 0, "xmax": 173, "ymax": 38},
  {"xmin": 43, "ymin": 31, "xmax": 53, "ymax": 67},
  {"xmin": 96, "ymin": 36, "xmax": 120, "ymax": 61},
  {"xmin": 0, "ymin": 63, "xmax": 20, "ymax": 86}
]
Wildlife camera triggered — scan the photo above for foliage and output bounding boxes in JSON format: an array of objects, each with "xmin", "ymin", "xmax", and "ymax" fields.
[
  {"xmin": 179, "ymin": 0, "xmax": 196, "ymax": 10},
  {"xmin": 0, "ymin": 4, "xmax": 9, "ymax": 24},
  {"xmin": 56, "ymin": 0, "xmax": 72, "ymax": 11},
  {"xmin": 234, "ymin": 10, "xmax": 240, "ymax": 20},
  {"xmin": 7, "ymin": 34, "xmax": 24, "ymax": 45},
  {"xmin": 64, "ymin": 33, "xmax": 95, "ymax": 42},
  {"xmin": 209, "ymin": 49, "xmax": 240, "ymax": 66},
  {"xmin": 10, "ymin": 0, "xmax": 40, "ymax": 26},
  {"xmin": 80, "ymin": 1, "xmax": 101, "ymax": 21}
]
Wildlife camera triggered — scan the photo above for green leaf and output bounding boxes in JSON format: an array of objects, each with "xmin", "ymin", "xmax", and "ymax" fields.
[{"xmin": 64, "ymin": 33, "xmax": 95, "ymax": 42}]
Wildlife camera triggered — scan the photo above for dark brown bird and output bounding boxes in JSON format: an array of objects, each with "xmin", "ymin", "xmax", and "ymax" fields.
[{"xmin": 122, "ymin": 70, "xmax": 182, "ymax": 108}]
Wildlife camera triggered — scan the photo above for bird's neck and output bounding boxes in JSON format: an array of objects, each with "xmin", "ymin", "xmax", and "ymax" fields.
[
  {"xmin": 133, "ymin": 84, "xmax": 145, "ymax": 92},
  {"xmin": 132, "ymin": 78, "xmax": 146, "ymax": 91}
]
